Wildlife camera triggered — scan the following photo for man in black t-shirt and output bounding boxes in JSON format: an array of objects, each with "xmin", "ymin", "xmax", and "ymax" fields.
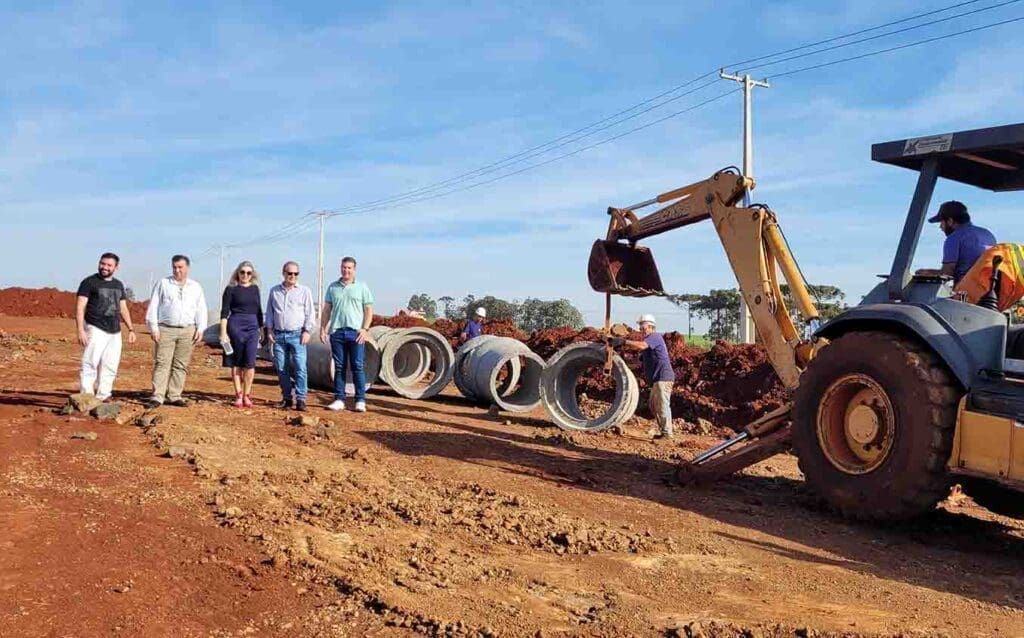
[{"xmin": 76, "ymin": 253, "xmax": 137, "ymax": 400}]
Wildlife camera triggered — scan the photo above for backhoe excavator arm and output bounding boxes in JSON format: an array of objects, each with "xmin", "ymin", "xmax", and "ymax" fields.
[
  {"xmin": 589, "ymin": 168, "xmax": 822, "ymax": 482},
  {"xmin": 591, "ymin": 168, "xmax": 819, "ymax": 389}
]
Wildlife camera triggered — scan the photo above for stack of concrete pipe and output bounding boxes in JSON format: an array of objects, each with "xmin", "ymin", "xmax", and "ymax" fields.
[
  {"xmin": 203, "ymin": 324, "xmax": 453, "ymax": 400},
  {"xmin": 308, "ymin": 326, "xmax": 452, "ymax": 400},
  {"xmin": 206, "ymin": 324, "xmax": 638, "ymax": 431},
  {"xmin": 539, "ymin": 342, "xmax": 639, "ymax": 432},
  {"xmin": 453, "ymin": 335, "xmax": 545, "ymax": 412}
]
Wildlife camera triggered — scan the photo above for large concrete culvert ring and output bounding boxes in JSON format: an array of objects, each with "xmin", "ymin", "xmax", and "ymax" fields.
[
  {"xmin": 306, "ymin": 340, "xmax": 383, "ymax": 394},
  {"xmin": 454, "ymin": 335, "xmax": 545, "ymax": 412},
  {"xmin": 379, "ymin": 327, "xmax": 454, "ymax": 400},
  {"xmin": 540, "ymin": 342, "xmax": 639, "ymax": 432}
]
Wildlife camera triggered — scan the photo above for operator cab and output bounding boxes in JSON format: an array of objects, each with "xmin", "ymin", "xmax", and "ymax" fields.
[{"xmin": 824, "ymin": 123, "xmax": 1024, "ymax": 412}]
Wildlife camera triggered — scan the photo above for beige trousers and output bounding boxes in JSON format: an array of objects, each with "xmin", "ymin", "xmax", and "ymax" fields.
[
  {"xmin": 152, "ymin": 325, "xmax": 195, "ymax": 402},
  {"xmin": 648, "ymin": 380, "xmax": 674, "ymax": 436}
]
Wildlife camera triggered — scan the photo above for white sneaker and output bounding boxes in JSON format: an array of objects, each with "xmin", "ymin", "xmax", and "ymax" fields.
[
  {"xmin": 354, "ymin": 401, "xmax": 367, "ymax": 412},
  {"xmin": 328, "ymin": 399, "xmax": 346, "ymax": 411}
]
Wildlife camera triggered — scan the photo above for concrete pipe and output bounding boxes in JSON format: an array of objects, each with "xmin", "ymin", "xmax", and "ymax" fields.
[
  {"xmin": 540, "ymin": 342, "xmax": 639, "ymax": 432},
  {"xmin": 453, "ymin": 335, "xmax": 501, "ymax": 399},
  {"xmin": 305, "ymin": 339, "xmax": 382, "ymax": 394},
  {"xmin": 201, "ymin": 324, "xmax": 220, "ymax": 346},
  {"xmin": 454, "ymin": 336, "xmax": 543, "ymax": 413},
  {"xmin": 379, "ymin": 327, "xmax": 454, "ymax": 400}
]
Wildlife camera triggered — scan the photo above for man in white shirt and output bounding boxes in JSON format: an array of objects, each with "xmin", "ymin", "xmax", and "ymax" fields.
[{"xmin": 144, "ymin": 255, "xmax": 208, "ymax": 409}]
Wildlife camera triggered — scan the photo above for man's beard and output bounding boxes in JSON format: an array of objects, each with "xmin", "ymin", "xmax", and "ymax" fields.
[{"xmin": 942, "ymin": 225, "xmax": 954, "ymax": 237}]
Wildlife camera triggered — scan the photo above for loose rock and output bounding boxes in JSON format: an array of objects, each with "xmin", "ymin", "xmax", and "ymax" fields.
[
  {"xmin": 91, "ymin": 402, "xmax": 122, "ymax": 421},
  {"xmin": 290, "ymin": 415, "xmax": 320, "ymax": 427},
  {"xmin": 136, "ymin": 413, "xmax": 164, "ymax": 428},
  {"xmin": 70, "ymin": 431, "xmax": 98, "ymax": 441},
  {"xmin": 63, "ymin": 393, "xmax": 102, "ymax": 415},
  {"xmin": 165, "ymin": 445, "xmax": 196, "ymax": 460}
]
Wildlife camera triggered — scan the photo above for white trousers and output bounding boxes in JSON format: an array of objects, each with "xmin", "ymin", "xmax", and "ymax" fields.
[{"xmin": 80, "ymin": 326, "xmax": 123, "ymax": 399}]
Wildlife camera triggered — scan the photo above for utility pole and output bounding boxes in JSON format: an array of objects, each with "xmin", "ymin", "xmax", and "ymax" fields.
[
  {"xmin": 218, "ymin": 244, "xmax": 226, "ymax": 291},
  {"xmin": 313, "ymin": 211, "xmax": 329, "ymax": 327},
  {"xmin": 720, "ymin": 68, "xmax": 770, "ymax": 345}
]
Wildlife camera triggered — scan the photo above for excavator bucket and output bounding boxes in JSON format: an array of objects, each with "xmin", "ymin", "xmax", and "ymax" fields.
[{"xmin": 587, "ymin": 240, "xmax": 666, "ymax": 297}]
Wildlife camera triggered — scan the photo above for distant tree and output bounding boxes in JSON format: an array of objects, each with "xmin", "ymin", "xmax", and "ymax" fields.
[
  {"xmin": 691, "ymin": 288, "xmax": 741, "ymax": 341},
  {"xmin": 666, "ymin": 293, "xmax": 704, "ymax": 336},
  {"xmin": 407, "ymin": 293, "xmax": 437, "ymax": 320},
  {"xmin": 780, "ymin": 283, "xmax": 847, "ymax": 322},
  {"xmin": 457, "ymin": 294, "xmax": 519, "ymax": 321},
  {"xmin": 518, "ymin": 298, "xmax": 584, "ymax": 331},
  {"xmin": 124, "ymin": 287, "xmax": 136, "ymax": 303},
  {"xmin": 438, "ymin": 296, "xmax": 457, "ymax": 320}
]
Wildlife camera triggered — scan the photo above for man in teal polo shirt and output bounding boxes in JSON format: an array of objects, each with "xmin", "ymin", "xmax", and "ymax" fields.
[{"xmin": 319, "ymin": 256, "xmax": 374, "ymax": 412}]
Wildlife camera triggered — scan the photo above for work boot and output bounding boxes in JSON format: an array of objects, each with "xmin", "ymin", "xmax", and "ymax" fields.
[
  {"xmin": 143, "ymin": 399, "xmax": 162, "ymax": 410},
  {"xmin": 277, "ymin": 398, "xmax": 293, "ymax": 410},
  {"xmin": 295, "ymin": 399, "xmax": 307, "ymax": 412},
  {"xmin": 166, "ymin": 398, "xmax": 189, "ymax": 408}
]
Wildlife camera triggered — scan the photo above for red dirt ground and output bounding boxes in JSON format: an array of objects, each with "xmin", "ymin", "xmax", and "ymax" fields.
[
  {"xmin": 4, "ymin": 313, "xmax": 1024, "ymax": 636},
  {"xmin": 4, "ymin": 314, "xmax": 1024, "ymax": 637}
]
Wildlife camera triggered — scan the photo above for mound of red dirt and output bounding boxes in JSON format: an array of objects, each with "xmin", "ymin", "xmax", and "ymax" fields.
[
  {"xmin": 526, "ymin": 326, "xmax": 787, "ymax": 428},
  {"xmin": 0, "ymin": 287, "xmax": 149, "ymax": 323},
  {"xmin": 399, "ymin": 317, "xmax": 529, "ymax": 349},
  {"xmin": 371, "ymin": 314, "xmax": 431, "ymax": 329}
]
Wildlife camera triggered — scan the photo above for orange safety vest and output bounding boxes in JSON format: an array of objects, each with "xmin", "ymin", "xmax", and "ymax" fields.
[{"xmin": 953, "ymin": 243, "xmax": 1024, "ymax": 311}]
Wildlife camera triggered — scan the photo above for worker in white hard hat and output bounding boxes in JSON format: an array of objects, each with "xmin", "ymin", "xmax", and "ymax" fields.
[
  {"xmin": 460, "ymin": 306, "xmax": 487, "ymax": 344},
  {"xmin": 612, "ymin": 313, "xmax": 675, "ymax": 439}
]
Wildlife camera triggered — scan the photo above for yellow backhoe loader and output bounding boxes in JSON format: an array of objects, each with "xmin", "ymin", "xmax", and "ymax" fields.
[{"xmin": 589, "ymin": 123, "xmax": 1024, "ymax": 520}]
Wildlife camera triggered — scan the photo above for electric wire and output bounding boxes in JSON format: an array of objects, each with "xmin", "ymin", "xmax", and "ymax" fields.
[
  {"xmin": 320, "ymin": 0, "xmax": 1012, "ymax": 216},
  {"xmin": 735, "ymin": 0, "xmax": 1022, "ymax": 76},
  {"xmin": 327, "ymin": 88, "xmax": 740, "ymax": 217},
  {"xmin": 217, "ymin": 1, "xmax": 1023, "ymax": 245}
]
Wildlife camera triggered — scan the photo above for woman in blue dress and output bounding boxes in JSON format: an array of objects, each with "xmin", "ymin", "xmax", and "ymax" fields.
[{"xmin": 219, "ymin": 261, "xmax": 264, "ymax": 407}]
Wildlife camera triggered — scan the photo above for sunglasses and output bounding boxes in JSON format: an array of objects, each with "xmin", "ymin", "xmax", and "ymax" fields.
[
  {"xmin": 285, "ymin": 271, "xmax": 299, "ymax": 276},
  {"xmin": 240, "ymin": 270, "xmax": 253, "ymax": 275}
]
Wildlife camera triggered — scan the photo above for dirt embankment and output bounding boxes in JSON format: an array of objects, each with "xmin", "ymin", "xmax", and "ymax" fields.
[{"xmin": 0, "ymin": 286, "xmax": 149, "ymax": 324}]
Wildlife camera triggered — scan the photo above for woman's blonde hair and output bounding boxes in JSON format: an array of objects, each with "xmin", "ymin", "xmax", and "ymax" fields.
[{"xmin": 229, "ymin": 260, "xmax": 260, "ymax": 286}]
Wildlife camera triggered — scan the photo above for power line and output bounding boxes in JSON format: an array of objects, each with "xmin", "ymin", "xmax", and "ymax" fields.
[
  {"xmin": 319, "ymin": 0, "xmax": 1008, "ymax": 216},
  {"xmin": 327, "ymin": 88, "xmax": 740, "ymax": 217},
  {"xmin": 218, "ymin": 0, "xmax": 1022, "ymax": 244},
  {"xmin": 770, "ymin": 13, "xmax": 1024, "ymax": 79},
  {"xmin": 329, "ymin": 10, "xmax": 1024, "ymax": 218},
  {"xmin": 722, "ymin": 0, "xmax": 986, "ymax": 69},
  {"xmin": 225, "ymin": 214, "xmax": 319, "ymax": 249},
  {"xmin": 736, "ymin": 0, "xmax": 1022, "ymax": 75},
  {"xmin": 322, "ymin": 77, "xmax": 723, "ymax": 214}
]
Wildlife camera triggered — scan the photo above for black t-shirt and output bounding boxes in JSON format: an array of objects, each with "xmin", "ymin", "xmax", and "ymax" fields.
[{"xmin": 76, "ymin": 274, "xmax": 126, "ymax": 334}]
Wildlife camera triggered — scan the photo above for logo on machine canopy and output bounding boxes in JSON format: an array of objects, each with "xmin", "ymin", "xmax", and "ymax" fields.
[{"xmin": 903, "ymin": 134, "xmax": 953, "ymax": 156}]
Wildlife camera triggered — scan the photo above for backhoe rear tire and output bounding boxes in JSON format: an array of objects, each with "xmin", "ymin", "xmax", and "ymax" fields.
[{"xmin": 792, "ymin": 331, "xmax": 962, "ymax": 521}]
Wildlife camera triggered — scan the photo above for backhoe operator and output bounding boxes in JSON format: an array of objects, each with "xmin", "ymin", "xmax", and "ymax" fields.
[{"xmin": 928, "ymin": 200, "xmax": 997, "ymax": 285}]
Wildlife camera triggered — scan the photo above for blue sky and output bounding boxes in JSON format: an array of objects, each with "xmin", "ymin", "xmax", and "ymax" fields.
[{"xmin": 3, "ymin": 1, "xmax": 1024, "ymax": 332}]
